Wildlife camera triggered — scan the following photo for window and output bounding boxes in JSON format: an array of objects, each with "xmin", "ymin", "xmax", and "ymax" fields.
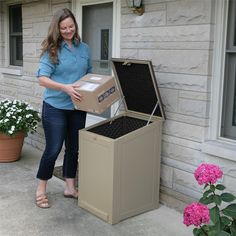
[
  {"xmin": 100, "ymin": 29, "xmax": 109, "ymax": 68},
  {"xmin": 9, "ymin": 4, "xmax": 23, "ymax": 66},
  {"xmin": 82, "ymin": 3, "xmax": 113, "ymax": 118},
  {"xmin": 221, "ymin": 0, "xmax": 236, "ymax": 140},
  {"xmin": 201, "ymin": 0, "xmax": 236, "ymax": 160}
]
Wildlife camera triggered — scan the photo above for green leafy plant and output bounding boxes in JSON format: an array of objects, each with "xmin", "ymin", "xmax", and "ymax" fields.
[
  {"xmin": 183, "ymin": 163, "xmax": 236, "ymax": 236},
  {"xmin": 0, "ymin": 98, "xmax": 41, "ymax": 136}
]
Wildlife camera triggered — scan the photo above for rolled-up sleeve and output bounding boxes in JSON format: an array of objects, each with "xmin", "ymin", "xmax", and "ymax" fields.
[{"xmin": 36, "ymin": 52, "xmax": 55, "ymax": 78}]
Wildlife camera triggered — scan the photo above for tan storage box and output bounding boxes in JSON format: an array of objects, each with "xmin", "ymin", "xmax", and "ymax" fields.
[
  {"xmin": 78, "ymin": 59, "xmax": 165, "ymax": 224},
  {"xmin": 72, "ymin": 73, "xmax": 120, "ymax": 114}
]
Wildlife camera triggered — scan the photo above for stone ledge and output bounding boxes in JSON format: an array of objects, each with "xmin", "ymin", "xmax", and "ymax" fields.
[
  {"xmin": 0, "ymin": 67, "xmax": 22, "ymax": 76},
  {"xmin": 201, "ymin": 140, "xmax": 236, "ymax": 162}
]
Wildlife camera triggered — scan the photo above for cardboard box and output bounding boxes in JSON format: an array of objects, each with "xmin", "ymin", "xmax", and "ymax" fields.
[{"xmin": 72, "ymin": 73, "xmax": 120, "ymax": 114}]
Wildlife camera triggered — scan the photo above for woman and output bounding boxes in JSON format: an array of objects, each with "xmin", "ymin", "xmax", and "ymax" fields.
[{"xmin": 35, "ymin": 8, "xmax": 92, "ymax": 208}]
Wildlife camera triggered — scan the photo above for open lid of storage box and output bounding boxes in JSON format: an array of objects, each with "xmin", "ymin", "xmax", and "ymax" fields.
[{"xmin": 111, "ymin": 58, "xmax": 166, "ymax": 119}]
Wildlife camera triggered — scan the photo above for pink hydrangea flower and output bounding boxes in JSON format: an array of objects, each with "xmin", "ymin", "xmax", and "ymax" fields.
[
  {"xmin": 194, "ymin": 163, "xmax": 223, "ymax": 185},
  {"xmin": 183, "ymin": 202, "xmax": 210, "ymax": 227}
]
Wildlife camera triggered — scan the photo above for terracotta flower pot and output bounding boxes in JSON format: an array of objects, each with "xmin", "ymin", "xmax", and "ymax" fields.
[{"xmin": 0, "ymin": 132, "xmax": 25, "ymax": 163}]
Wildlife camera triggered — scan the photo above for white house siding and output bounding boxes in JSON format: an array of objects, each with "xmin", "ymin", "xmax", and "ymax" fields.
[{"xmin": 0, "ymin": 0, "xmax": 235, "ymax": 211}]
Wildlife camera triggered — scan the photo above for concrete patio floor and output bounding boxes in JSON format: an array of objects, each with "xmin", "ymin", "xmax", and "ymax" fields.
[{"xmin": 0, "ymin": 144, "xmax": 193, "ymax": 236}]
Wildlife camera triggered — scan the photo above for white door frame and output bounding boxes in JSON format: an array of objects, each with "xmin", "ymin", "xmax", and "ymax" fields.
[
  {"xmin": 72, "ymin": 0, "xmax": 121, "ymax": 126},
  {"xmin": 72, "ymin": 0, "xmax": 120, "ymax": 59}
]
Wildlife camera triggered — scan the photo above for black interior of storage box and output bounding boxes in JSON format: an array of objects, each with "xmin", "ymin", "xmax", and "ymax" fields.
[{"xmin": 88, "ymin": 116, "xmax": 149, "ymax": 139}]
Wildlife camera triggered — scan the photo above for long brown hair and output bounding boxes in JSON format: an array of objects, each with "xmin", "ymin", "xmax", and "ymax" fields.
[{"xmin": 40, "ymin": 8, "xmax": 80, "ymax": 63}]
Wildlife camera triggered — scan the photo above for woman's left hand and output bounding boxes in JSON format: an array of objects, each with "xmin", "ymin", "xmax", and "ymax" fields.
[{"xmin": 63, "ymin": 84, "xmax": 82, "ymax": 101}]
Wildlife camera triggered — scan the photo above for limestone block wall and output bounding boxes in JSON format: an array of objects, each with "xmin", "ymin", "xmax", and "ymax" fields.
[
  {"xmin": 0, "ymin": 0, "xmax": 71, "ymax": 150},
  {"xmin": 121, "ymin": 0, "xmax": 236, "ymax": 211},
  {"xmin": 0, "ymin": 0, "xmax": 235, "ymax": 211}
]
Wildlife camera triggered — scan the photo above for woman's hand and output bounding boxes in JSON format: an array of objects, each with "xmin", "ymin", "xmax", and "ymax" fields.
[{"xmin": 63, "ymin": 84, "xmax": 82, "ymax": 101}]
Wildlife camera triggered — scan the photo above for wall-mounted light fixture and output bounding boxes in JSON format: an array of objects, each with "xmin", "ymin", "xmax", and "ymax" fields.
[{"xmin": 126, "ymin": 0, "xmax": 144, "ymax": 16}]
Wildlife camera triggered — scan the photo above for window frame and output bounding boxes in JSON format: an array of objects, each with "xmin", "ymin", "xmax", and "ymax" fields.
[
  {"xmin": 208, "ymin": 0, "xmax": 228, "ymax": 141},
  {"xmin": 221, "ymin": 0, "xmax": 236, "ymax": 140},
  {"xmin": 8, "ymin": 4, "xmax": 23, "ymax": 67},
  {"xmin": 201, "ymin": 0, "xmax": 236, "ymax": 161}
]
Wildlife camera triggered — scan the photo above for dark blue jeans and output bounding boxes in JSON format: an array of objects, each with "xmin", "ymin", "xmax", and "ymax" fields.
[{"xmin": 36, "ymin": 102, "xmax": 86, "ymax": 180}]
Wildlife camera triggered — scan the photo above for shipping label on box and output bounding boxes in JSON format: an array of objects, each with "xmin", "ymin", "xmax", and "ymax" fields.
[{"xmin": 72, "ymin": 73, "xmax": 120, "ymax": 114}]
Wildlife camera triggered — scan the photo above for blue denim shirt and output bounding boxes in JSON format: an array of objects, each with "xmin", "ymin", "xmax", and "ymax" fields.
[{"xmin": 37, "ymin": 41, "xmax": 92, "ymax": 110}]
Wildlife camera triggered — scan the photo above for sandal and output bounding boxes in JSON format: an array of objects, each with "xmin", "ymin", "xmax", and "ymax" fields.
[
  {"xmin": 36, "ymin": 194, "xmax": 50, "ymax": 209},
  {"xmin": 63, "ymin": 190, "xmax": 78, "ymax": 199}
]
